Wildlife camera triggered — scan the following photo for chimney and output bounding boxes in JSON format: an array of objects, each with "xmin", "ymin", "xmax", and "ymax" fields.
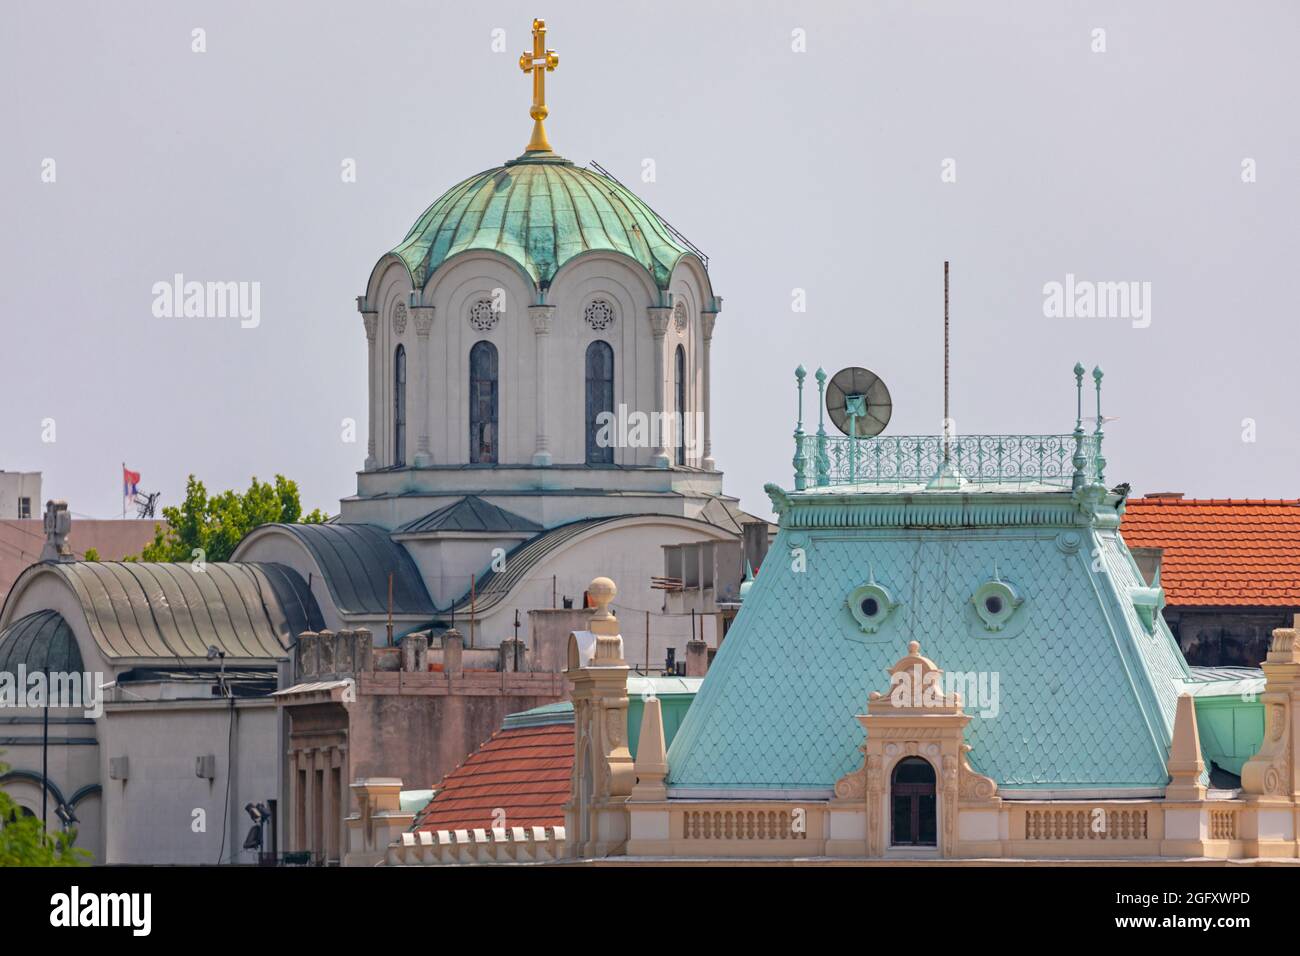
[
  {"xmin": 353, "ymin": 628, "xmax": 373, "ymax": 672},
  {"xmin": 685, "ymin": 637, "xmax": 708, "ymax": 677},
  {"xmin": 296, "ymin": 631, "xmax": 320, "ymax": 679},
  {"xmin": 742, "ymin": 519, "xmax": 769, "ymax": 575},
  {"xmin": 441, "ymin": 627, "xmax": 464, "ymax": 678},
  {"xmin": 498, "ymin": 637, "xmax": 527, "ymax": 673},
  {"xmin": 40, "ymin": 500, "xmax": 73, "ymax": 562},
  {"xmin": 400, "ymin": 631, "xmax": 428, "ymax": 672}
]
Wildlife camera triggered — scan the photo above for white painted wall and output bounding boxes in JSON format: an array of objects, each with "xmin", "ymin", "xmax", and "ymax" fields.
[
  {"xmin": 98, "ymin": 698, "xmax": 279, "ymax": 865},
  {"xmin": 0, "ymin": 471, "xmax": 41, "ymax": 519},
  {"xmin": 363, "ymin": 248, "xmax": 712, "ymax": 471}
]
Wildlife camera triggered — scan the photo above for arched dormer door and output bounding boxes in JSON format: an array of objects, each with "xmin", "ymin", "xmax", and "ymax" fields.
[{"xmin": 891, "ymin": 757, "xmax": 937, "ymax": 846}]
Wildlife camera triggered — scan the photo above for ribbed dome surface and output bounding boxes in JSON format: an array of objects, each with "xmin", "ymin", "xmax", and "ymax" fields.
[
  {"xmin": 0, "ymin": 609, "xmax": 82, "ymax": 676},
  {"xmin": 392, "ymin": 155, "xmax": 691, "ymax": 290}
]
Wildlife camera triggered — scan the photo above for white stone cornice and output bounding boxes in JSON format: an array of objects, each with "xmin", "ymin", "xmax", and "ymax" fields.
[{"xmin": 361, "ymin": 312, "xmax": 378, "ymax": 342}]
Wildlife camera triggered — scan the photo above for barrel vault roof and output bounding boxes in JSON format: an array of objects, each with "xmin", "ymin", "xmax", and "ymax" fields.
[{"xmin": 3, "ymin": 560, "xmax": 323, "ymax": 665}]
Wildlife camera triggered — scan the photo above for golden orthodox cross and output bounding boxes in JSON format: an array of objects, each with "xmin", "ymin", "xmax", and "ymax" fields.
[{"xmin": 519, "ymin": 18, "xmax": 559, "ymax": 153}]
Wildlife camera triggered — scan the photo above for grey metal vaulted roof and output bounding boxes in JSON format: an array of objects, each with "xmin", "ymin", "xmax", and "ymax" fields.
[
  {"xmin": 5, "ymin": 560, "xmax": 323, "ymax": 664},
  {"xmin": 0, "ymin": 609, "xmax": 84, "ymax": 675},
  {"xmin": 394, "ymin": 496, "xmax": 543, "ymax": 536},
  {"xmin": 267, "ymin": 522, "xmax": 436, "ymax": 616}
]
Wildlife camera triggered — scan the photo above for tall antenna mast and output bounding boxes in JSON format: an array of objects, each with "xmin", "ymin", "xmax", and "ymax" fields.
[{"xmin": 943, "ymin": 260, "xmax": 951, "ymax": 463}]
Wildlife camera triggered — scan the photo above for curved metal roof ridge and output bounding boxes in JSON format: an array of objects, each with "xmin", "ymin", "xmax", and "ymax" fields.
[
  {"xmin": 270, "ymin": 522, "xmax": 435, "ymax": 616},
  {"xmin": 0, "ymin": 608, "xmax": 83, "ymax": 676},
  {"xmin": 2, "ymin": 560, "xmax": 322, "ymax": 664},
  {"xmin": 441, "ymin": 515, "xmax": 625, "ymax": 618}
]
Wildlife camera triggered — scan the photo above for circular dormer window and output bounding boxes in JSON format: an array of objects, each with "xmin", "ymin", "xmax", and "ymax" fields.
[
  {"xmin": 584, "ymin": 299, "xmax": 615, "ymax": 331},
  {"xmin": 469, "ymin": 298, "xmax": 499, "ymax": 332},
  {"xmin": 972, "ymin": 578, "xmax": 1022, "ymax": 632},
  {"xmin": 847, "ymin": 580, "xmax": 898, "ymax": 634}
]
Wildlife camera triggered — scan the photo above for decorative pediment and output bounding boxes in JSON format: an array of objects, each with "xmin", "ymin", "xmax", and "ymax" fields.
[
  {"xmin": 833, "ymin": 639, "xmax": 1001, "ymax": 857},
  {"xmin": 867, "ymin": 640, "xmax": 962, "ymax": 716}
]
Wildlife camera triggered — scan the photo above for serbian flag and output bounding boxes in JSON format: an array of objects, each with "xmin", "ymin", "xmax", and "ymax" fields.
[{"xmin": 123, "ymin": 464, "xmax": 140, "ymax": 504}]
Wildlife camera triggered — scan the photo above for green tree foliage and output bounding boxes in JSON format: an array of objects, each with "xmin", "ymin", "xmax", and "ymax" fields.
[
  {"xmin": 0, "ymin": 760, "xmax": 90, "ymax": 866},
  {"xmin": 132, "ymin": 474, "xmax": 328, "ymax": 564}
]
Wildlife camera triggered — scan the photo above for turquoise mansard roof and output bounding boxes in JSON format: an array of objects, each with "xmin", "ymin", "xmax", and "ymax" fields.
[
  {"xmin": 391, "ymin": 154, "xmax": 697, "ymax": 292},
  {"xmin": 665, "ymin": 479, "xmax": 1193, "ymax": 796}
]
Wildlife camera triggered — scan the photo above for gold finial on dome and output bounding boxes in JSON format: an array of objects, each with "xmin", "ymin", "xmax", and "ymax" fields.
[{"xmin": 518, "ymin": 18, "xmax": 559, "ymax": 153}]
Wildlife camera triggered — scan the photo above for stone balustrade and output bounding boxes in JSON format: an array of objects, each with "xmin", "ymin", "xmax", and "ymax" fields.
[{"xmin": 386, "ymin": 825, "xmax": 567, "ymax": 865}]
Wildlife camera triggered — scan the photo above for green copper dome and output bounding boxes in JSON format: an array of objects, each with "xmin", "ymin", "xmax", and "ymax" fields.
[{"xmin": 392, "ymin": 155, "xmax": 694, "ymax": 291}]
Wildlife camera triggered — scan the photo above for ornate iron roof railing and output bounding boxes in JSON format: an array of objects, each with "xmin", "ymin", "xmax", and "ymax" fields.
[
  {"xmin": 787, "ymin": 362, "xmax": 1109, "ymax": 491},
  {"xmin": 793, "ymin": 432, "xmax": 1102, "ymax": 489}
]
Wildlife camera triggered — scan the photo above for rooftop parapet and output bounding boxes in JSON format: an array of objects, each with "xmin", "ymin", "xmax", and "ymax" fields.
[{"xmin": 789, "ymin": 362, "xmax": 1108, "ymax": 492}]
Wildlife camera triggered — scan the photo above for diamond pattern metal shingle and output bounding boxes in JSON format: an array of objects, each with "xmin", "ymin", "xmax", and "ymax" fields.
[{"xmin": 666, "ymin": 495, "xmax": 1190, "ymax": 793}]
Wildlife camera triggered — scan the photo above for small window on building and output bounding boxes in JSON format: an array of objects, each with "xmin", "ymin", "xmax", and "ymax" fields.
[
  {"xmin": 674, "ymin": 345, "xmax": 687, "ymax": 466},
  {"xmin": 470, "ymin": 340, "xmax": 499, "ymax": 464},
  {"xmin": 664, "ymin": 546, "xmax": 683, "ymax": 584},
  {"xmin": 17, "ymin": 497, "xmax": 31, "ymax": 520},
  {"xmin": 683, "ymin": 544, "xmax": 700, "ymax": 589},
  {"xmin": 585, "ymin": 340, "xmax": 615, "ymax": 464},
  {"xmin": 393, "ymin": 345, "xmax": 407, "ymax": 467}
]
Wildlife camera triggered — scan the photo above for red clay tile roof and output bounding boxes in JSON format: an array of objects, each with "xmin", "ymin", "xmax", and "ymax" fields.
[
  {"xmin": 412, "ymin": 723, "xmax": 573, "ymax": 833},
  {"xmin": 1120, "ymin": 498, "xmax": 1300, "ymax": 607}
]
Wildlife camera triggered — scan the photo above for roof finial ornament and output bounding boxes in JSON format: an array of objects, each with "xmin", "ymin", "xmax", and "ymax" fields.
[
  {"xmin": 519, "ymin": 18, "xmax": 559, "ymax": 153},
  {"xmin": 1071, "ymin": 362, "xmax": 1087, "ymax": 491},
  {"xmin": 1092, "ymin": 365, "xmax": 1106, "ymax": 485}
]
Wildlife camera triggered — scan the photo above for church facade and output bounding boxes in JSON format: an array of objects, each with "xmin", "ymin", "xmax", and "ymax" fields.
[{"xmin": 230, "ymin": 18, "xmax": 754, "ymax": 662}]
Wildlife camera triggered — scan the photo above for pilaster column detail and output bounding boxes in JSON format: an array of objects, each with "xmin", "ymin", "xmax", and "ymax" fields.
[
  {"xmin": 563, "ymin": 577, "xmax": 633, "ymax": 858},
  {"xmin": 647, "ymin": 307, "xmax": 672, "ymax": 468},
  {"xmin": 411, "ymin": 305, "xmax": 435, "ymax": 467},
  {"xmin": 700, "ymin": 306, "xmax": 719, "ymax": 471},
  {"xmin": 360, "ymin": 309, "xmax": 379, "ymax": 471},
  {"xmin": 530, "ymin": 304, "xmax": 556, "ymax": 466}
]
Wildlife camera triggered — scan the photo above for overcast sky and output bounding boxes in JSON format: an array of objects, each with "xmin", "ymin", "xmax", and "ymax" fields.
[{"xmin": 4, "ymin": 0, "xmax": 1297, "ymax": 522}]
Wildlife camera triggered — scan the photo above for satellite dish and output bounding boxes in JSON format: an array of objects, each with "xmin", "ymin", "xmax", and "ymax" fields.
[{"xmin": 826, "ymin": 367, "xmax": 892, "ymax": 437}]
